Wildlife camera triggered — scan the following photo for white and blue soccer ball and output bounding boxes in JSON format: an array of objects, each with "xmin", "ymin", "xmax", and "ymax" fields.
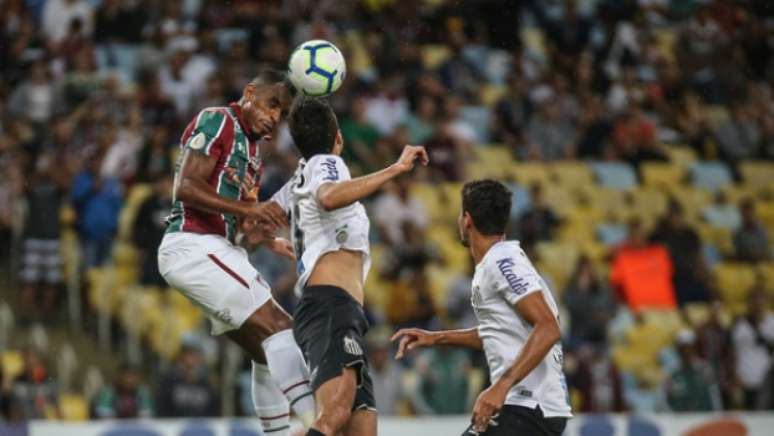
[{"xmin": 288, "ymin": 39, "xmax": 346, "ymax": 97}]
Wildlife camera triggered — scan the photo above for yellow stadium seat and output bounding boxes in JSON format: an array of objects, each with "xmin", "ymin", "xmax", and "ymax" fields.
[
  {"xmin": 521, "ymin": 28, "xmax": 547, "ymax": 56},
  {"xmin": 668, "ymin": 187, "xmax": 712, "ymax": 221},
  {"xmin": 551, "ymin": 162, "xmax": 594, "ymax": 187},
  {"xmin": 641, "ymin": 163, "xmax": 685, "ymax": 189},
  {"xmin": 535, "ymin": 242, "xmax": 579, "ymax": 292},
  {"xmin": 641, "ymin": 309, "xmax": 685, "ymax": 335},
  {"xmin": 629, "ymin": 189, "xmax": 669, "ymax": 221},
  {"xmin": 556, "ymin": 221, "xmax": 596, "ymax": 246},
  {"xmin": 420, "ymin": 45, "xmax": 452, "ymax": 70},
  {"xmin": 739, "ymin": 162, "xmax": 774, "ymax": 191},
  {"xmin": 696, "ymin": 223, "xmax": 734, "ymax": 256},
  {"xmin": 714, "ymin": 263, "xmax": 757, "ymax": 313},
  {"xmin": 704, "ymin": 105, "xmax": 730, "ymax": 128},
  {"xmin": 117, "ymin": 184, "xmax": 153, "ymax": 241},
  {"xmin": 508, "ymin": 163, "xmax": 551, "ymax": 187},
  {"xmin": 655, "ymin": 29, "xmax": 677, "ymax": 62},
  {"xmin": 758, "ymin": 262, "xmax": 774, "ymax": 296},
  {"xmin": 410, "ymin": 183, "xmax": 444, "ymax": 222},
  {"xmin": 440, "ymin": 182, "xmax": 464, "ymax": 217},
  {"xmin": 60, "ymin": 394, "xmax": 89, "ymax": 421},
  {"xmin": 480, "ymin": 85, "xmax": 507, "ymax": 107},
  {"xmin": 1, "ymin": 351, "xmax": 24, "ymax": 381},
  {"xmin": 666, "ymin": 146, "xmax": 697, "ymax": 168},
  {"xmin": 684, "ymin": 303, "xmax": 711, "ymax": 327},
  {"xmin": 542, "ymin": 185, "xmax": 577, "ymax": 217},
  {"xmin": 581, "ymin": 187, "xmax": 627, "ymax": 219}
]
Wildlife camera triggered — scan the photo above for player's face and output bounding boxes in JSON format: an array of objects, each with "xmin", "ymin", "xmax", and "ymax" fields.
[
  {"xmin": 241, "ymin": 83, "xmax": 291, "ymax": 137},
  {"xmin": 458, "ymin": 209, "xmax": 470, "ymax": 247}
]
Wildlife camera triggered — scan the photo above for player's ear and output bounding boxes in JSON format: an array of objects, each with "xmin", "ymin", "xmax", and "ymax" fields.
[
  {"xmin": 243, "ymin": 83, "xmax": 256, "ymax": 102},
  {"xmin": 333, "ymin": 130, "xmax": 344, "ymax": 155}
]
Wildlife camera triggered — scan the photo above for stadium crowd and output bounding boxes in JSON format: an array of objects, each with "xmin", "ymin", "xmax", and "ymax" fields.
[{"xmin": 1, "ymin": 0, "xmax": 774, "ymax": 422}]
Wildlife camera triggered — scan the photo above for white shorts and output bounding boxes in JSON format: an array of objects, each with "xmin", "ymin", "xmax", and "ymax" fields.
[{"xmin": 157, "ymin": 232, "xmax": 272, "ymax": 335}]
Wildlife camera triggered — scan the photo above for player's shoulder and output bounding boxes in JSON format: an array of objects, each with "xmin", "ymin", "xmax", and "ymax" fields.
[
  {"xmin": 307, "ymin": 153, "xmax": 345, "ymax": 166},
  {"xmin": 481, "ymin": 241, "xmax": 533, "ymax": 279},
  {"xmin": 307, "ymin": 154, "xmax": 348, "ymax": 178},
  {"xmin": 192, "ymin": 106, "xmax": 233, "ymax": 132}
]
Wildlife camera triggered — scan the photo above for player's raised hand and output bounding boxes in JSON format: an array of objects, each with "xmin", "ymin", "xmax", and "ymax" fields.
[
  {"xmin": 266, "ymin": 237, "xmax": 296, "ymax": 261},
  {"xmin": 471, "ymin": 384, "xmax": 507, "ymax": 433},
  {"xmin": 246, "ymin": 201, "xmax": 287, "ymax": 229},
  {"xmin": 390, "ymin": 328, "xmax": 437, "ymax": 359},
  {"xmin": 393, "ymin": 145, "xmax": 429, "ymax": 173}
]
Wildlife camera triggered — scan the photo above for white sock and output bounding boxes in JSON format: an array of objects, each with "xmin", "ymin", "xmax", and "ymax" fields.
[
  {"xmin": 252, "ymin": 362, "xmax": 291, "ymax": 435},
  {"xmin": 262, "ymin": 329, "xmax": 316, "ymax": 428}
]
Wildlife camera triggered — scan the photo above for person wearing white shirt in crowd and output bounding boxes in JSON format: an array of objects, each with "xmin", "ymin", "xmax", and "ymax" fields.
[{"xmin": 733, "ymin": 289, "xmax": 774, "ymax": 409}]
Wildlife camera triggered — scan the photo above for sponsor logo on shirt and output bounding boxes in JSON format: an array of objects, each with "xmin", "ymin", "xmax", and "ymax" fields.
[
  {"xmin": 496, "ymin": 258, "xmax": 529, "ymax": 295},
  {"xmin": 322, "ymin": 158, "xmax": 340, "ymax": 181}
]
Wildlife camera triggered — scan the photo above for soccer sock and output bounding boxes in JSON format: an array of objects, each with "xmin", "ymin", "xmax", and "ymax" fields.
[
  {"xmin": 262, "ymin": 329, "xmax": 316, "ymax": 428},
  {"xmin": 252, "ymin": 362, "xmax": 291, "ymax": 436},
  {"xmin": 306, "ymin": 429, "xmax": 325, "ymax": 436}
]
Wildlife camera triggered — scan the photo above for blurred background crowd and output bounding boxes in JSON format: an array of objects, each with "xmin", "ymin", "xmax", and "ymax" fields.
[{"xmin": 1, "ymin": 0, "xmax": 774, "ymax": 423}]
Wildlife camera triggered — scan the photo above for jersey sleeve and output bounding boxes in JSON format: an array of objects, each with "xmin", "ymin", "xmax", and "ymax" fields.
[
  {"xmin": 183, "ymin": 109, "xmax": 230, "ymax": 159},
  {"xmin": 307, "ymin": 155, "xmax": 351, "ymax": 197},
  {"xmin": 270, "ymin": 181, "xmax": 292, "ymax": 215},
  {"xmin": 488, "ymin": 255, "xmax": 543, "ymax": 306}
]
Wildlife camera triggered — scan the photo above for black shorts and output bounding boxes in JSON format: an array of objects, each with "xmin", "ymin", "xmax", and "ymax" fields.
[
  {"xmin": 293, "ymin": 285, "xmax": 375, "ymax": 412},
  {"xmin": 461, "ymin": 405, "xmax": 567, "ymax": 436}
]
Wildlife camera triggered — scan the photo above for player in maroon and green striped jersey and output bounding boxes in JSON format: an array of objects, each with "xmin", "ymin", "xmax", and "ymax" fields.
[{"xmin": 158, "ymin": 70, "xmax": 316, "ymax": 434}]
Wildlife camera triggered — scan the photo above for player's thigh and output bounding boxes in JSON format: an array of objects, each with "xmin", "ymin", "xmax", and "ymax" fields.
[
  {"xmin": 315, "ymin": 368, "xmax": 358, "ymax": 421},
  {"xmin": 341, "ymin": 408, "xmax": 377, "ymax": 436},
  {"xmin": 225, "ymin": 299, "xmax": 293, "ymax": 362},
  {"xmin": 158, "ymin": 233, "xmax": 274, "ymax": 335}
]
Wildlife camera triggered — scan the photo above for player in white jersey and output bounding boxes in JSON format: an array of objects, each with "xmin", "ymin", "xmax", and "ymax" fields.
[
  {"xmin": 392, "ymin": 180, "xmax": 572, "ymax": 435},
  {"xmin": 267, "ymin": 97, "xmax": 428, "ymax": 436}
]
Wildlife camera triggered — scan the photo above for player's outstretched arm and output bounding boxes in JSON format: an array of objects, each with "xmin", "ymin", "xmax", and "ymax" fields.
[
  {"xmin": 470, "ymin": 291, "xmax": 561, "ymax": 433},
  {"xmin": 176, "ymin": 149, "xmax": 287, "ymax": 228},
  {"xmin": 390, "ymin": 326, "xmax": 483, "ymax": 359},
  {"xmin": 316, "ymin": 145, "xmax": 429, "ymax": 211}
]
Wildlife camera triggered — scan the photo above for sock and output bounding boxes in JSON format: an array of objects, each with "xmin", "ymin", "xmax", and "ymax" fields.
[
  {"xmin": 306, "ymin": 429, "xmax": 325, "ymax": 436},
  {"xmin": 262, "ymin": 329, "xmax": 316, "ymax": 428},
  {"xmin": 252, "ymin": 362, "xmax": 290, "ymax": 435}
]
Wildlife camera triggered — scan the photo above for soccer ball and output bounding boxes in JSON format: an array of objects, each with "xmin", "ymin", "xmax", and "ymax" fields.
[{"xmin": 287, "ymin": 39, "xmax": 346, "ymax": 97}]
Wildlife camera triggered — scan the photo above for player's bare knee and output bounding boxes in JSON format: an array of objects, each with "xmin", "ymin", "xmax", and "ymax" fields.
[
  {"xmin": 243, "ymin": 300, "xmax": 293, "ymax": 337},
  {"xmin": 316, "ymin": 404, "xmax": 351, "ymax": 433}
]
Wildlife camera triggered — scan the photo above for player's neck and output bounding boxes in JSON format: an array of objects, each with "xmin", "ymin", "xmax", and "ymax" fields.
[{"xmin": 470, "ymin": 233, "xmax": 505, "ymax": 265}]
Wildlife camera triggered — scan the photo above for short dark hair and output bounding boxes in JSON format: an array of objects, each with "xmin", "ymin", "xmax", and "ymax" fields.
[
  {"xmin": 250, "ymin": 68, "xmax": 297, "ymax": 98},
  {"xmin": 462, "ymin": 179, "xmax": 512, "ymax": 236},
  {"xmin": 288, "ymin": 96, "xmax": 338, "ymax": 159}
]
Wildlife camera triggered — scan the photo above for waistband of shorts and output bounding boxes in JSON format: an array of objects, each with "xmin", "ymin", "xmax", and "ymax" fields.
[{"xmin": 301, "ymin": 285, "xmax": 360, "ymax": 305}]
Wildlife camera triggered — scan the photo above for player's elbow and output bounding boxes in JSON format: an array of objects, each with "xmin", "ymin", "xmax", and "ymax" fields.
[
  {"xmin": 318, "ymin": 193, "xmax": 339, "ymax": 211},
  {"xmin": 539, "ymin": 318, "xmax": 562, "ymax": 345}
]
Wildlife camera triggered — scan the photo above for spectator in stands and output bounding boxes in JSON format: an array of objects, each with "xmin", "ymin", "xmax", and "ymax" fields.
[
  {"xmin": 664, "ymin": 329, "xmax": 722, "ymax": 411},
  {"xmin": 612, "ymin": 104, "xmax": 667, "ymax": 166},
  {"xmin": 732, "ymin": 290, "xmax": 774, "ymax": 410},
  {"xmin": 564, "ymin": 256, "xmax": 617, "ymax": 347},
  {"xmin": 403, "ymin": 95, "xmax": 437, "ymax": 145},
  {"xmin": 611, "ymin": 218, "xmax": 677, "ymax": 311},
  {"xmin": 493, "ymin": 74, "xmax": 531, "ymax": 150},
  {"xmin": 340, "ymin": 95, "xmax": 382, "ymax": 174},
  {"xmin": 575, "ymin": 94, "xmax": 613, "ymax": 159},
  {"xmin": 368, "ymin": 330, "xmax": 405, "ymax": 416},
  {"xmin": 11, "ymin": 348, "xmax": 60, "ymax": 420},
  {"xmin": 132, "ymin": 175, "xmax": 172, "ymax": 288},
  {"xmin": 385, "ymin": 249, "xmax": 436, "ymax": 329},
  {"xmin": 414, "ymin": 345, "xmax": 471, "ymax": 415},
  {"xmin": 0, "ymin": 364, "xmax": 10, "ymax": 421},
  {"xmin": 695, "ymin": 302, "xmax": 735, "ymax": 407},
  {"xmin": 568, "ymin": 344, "xmax": 626, "ymax": 413},
  {"xmin": 445, "ymin": 258, "xmax": 477, "ymax": 329},
  {"xmin": 92, "ymin": 364, "xmax": 153, "ymax": 419},
  {"xmin": 715, "ymin": 100, "xmax": 761, "ymax": 164},
  {"xmin": 423, "ymin": 120, "xmax": 465, "ymax": 182},
  {"xmin": 136, "ymin": 126, "xmax": 173, "ymax": 183},
  {"xmin": 373, "ymin": 175, "xmax": 429, "ymax": 247},
  {"xmin": 18, "ymin": 154, "xmax": 65, "ymax": 324},
  {"xmin": 515, "ymin": 182, "xmax": 559, "ymax": 252},
  {"xmin": 734, "ymin": 198, "xmax": 770, "ymax": 262},
  {"xmin": 364, "ymin": 75, "xmax": 409, "ymax": 136},
  {"xmin": 674, "ymin": 92, "xmax": 712, "ymax": 158},
  {"xmin": 524, "ymin": 92, "xmax": 576, "ymax": 161},
  {"xmin": 7, "ymin": 60, "xmax": 54, "ymax": 139},
  {"xmin": 156, "ymin": 344, "xmax": 220, "ymax": 417},
  {"xmin": 71, "ymin": 147, "xmax": 123, "ymax": 268},
  {"xmin": 42, "ymin": 0, "xmax": 94, "ymax": 46},
  {"xmin": 651, "ymin": 202, "xmax": 712, "ymax": 305}
]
